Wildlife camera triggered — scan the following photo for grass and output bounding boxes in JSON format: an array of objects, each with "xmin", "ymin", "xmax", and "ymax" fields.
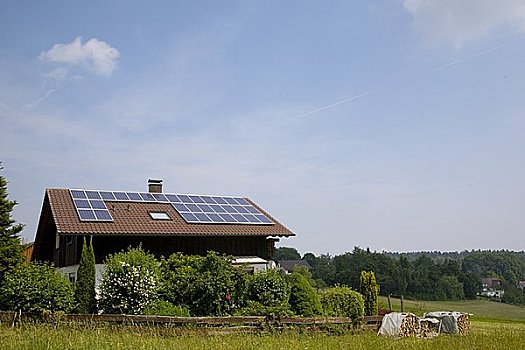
[
  {"xmin": 0, "ymin": 321, "xmax": 524, "ymax": 350},
  {"xmin": 378, "ymin": 296, "xmax": 525, "ymax": 323},
  {"xmin": 1, "ymin": 298, "xmax": 523, "ymax": 349}
]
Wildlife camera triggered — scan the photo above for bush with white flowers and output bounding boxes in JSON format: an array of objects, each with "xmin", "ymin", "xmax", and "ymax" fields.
[{"xmin": 98, "ymin": 246, "xmax": 159, "ymax": 315}]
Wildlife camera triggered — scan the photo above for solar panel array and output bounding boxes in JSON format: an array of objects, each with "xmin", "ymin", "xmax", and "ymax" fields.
[{"xmin": 69, "ymin": 189, "xmax": 274, "ymax": 225}]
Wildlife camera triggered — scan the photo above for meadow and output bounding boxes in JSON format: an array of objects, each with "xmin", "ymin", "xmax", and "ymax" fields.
[
  {"xmin": 1, "ymin": 299, "xmax": 524, "ymax": 350},
  {"xmin": 378, "ymin": 296, "xmax": 525, "ymax": 323}
]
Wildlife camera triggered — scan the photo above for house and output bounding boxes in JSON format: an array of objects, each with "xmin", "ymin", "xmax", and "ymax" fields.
[
  {"xmin": 480, "ymin": 277, "xmax": 505, "ymax": 299},
  {"xmin": 21, "ymin": 242, "xmax": 34, "ymax": 263},
  {"xmin": 518, "ymin": 281, "xmax": 525, "ymax": 291},
  {"xmin": 278, "ymin": 259, "xmax": 311, "ymax": 274},
  {"xmin": 31, "ymin": 180, "xmax": 294, "ymax": 282}
]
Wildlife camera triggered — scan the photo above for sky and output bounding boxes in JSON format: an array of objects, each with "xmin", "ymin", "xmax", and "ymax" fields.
[{"xmin": 1, "ymin": 0, "xmax": 525, "ymax": 256}]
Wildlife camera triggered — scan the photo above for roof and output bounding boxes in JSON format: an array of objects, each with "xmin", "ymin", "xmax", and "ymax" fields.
[
  {"xmin": 278, "ymin": 259, "xmax": 311, "ymax": 272},
  {"xmin": 43, "ymin": 188, "xmax": 294, "ymax": 237}
]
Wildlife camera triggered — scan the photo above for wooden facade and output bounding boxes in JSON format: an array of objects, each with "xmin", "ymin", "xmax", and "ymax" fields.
[{"xmin": 54, "ymin": 234, "xmax": 278, "ymax": 267}]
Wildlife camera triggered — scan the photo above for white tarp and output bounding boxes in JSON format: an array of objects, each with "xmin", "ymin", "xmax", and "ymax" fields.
[{"xmin": 378, "ymin": 312, "xmax": 416, "ymax": 337}]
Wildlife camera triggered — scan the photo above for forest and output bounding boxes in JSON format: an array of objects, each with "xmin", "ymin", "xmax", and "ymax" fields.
[{"xmin": 274, "ymin": 247, "xmax": 525, "ymax": 305}]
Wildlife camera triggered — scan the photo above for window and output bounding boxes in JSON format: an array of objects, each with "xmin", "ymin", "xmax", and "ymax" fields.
[
  {"xmin": 149, "ymin": 212, "xmax": 170, "ymax": 220},
  {"xmin": 66, "ymin": 235, "xmax": 73, "ymax": 245}
]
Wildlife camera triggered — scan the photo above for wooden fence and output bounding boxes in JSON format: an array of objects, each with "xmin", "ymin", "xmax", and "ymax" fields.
[{"xmin": 0, "ymin": 312, "xmax": 383, "ymax": 333}]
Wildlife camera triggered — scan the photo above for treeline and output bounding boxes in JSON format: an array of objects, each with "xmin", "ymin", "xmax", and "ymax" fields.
[{"xmin": 274, "ymin": 247, "xmax": 525, "ymax": 305}]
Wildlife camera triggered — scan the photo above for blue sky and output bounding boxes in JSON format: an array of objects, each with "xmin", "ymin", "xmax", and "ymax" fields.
[{"xmin": 1, "ymin": 1, "xmax": 525, "ymax": 255}]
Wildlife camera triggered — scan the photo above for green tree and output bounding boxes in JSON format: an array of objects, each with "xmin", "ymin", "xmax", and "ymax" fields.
[
  {"xmin": 312, "ymin": 254, "xmax": 336, "ymax": 286},
  {"xmin": 437, "ymin": 275, "xmax": 464, "ymax": 300},
  {"xmin": 0, "ymin": 262, "xmax": 74, "ymax": 312},
  {"xmin": 273, "ymin": 247, "xmax": 301, "ymax": 261},
  {"xmin": 359, "ymin": 270, "xmax": 379, "ymax": 316},
  {"xmin": 0, "ymin": 164, "xmax": 24, "ymax": 289},
  {"xmin": 74, "ymin": 236, "xmax": 96, "ymax": 313},
  {"xmin": 302, "ymin": 252, "xmax": 318, "ymax": 268},
  {"xmin": 288, "ymin": 270, "xmax": 323, "ymax": 316}
]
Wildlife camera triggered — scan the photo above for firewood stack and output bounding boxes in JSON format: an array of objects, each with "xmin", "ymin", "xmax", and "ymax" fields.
[
  {"xmin": 399, "ymin": 313, "xmax": 419, "ymax": 337},
  {"xmin": 419, "ymin": 318, "xmax": 439, "ymax": 338},
  {"xmin": 456, "ymin": 313, "xmax": 471, "ymax": 335}
]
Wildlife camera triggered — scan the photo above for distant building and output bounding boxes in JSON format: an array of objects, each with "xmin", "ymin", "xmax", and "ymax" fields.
[
  {"xmin": 278, "ymin": 259, "xmax": 311, "ymax": 274},
  {"xmin": 480, "ymin": 277, "xmax": 505, "ymax": 299},
  {"xmin": 518, "ymin": 281, "xmax": 525, "ymax": 291}
]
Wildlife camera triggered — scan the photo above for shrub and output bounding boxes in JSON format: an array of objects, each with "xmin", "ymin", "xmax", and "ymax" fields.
[
  {"xmin": 248, "ymin": 269, "xmax": 290, "ymax": 308},
  {"xmin": 236, "ymin": 300, "xmax": 293, "ymax": 317},
  {"xmin": 143, "ymin": 300, "xmax": 191, "ymax": 317},
  {"xmin": 160, "ymin": 251, "xmax": 249, "ymax": 316},
  {"xmin": 288, "ymin": 271, "xmax": 323, "ymax": 316},
  {"xmin": 98, "ymin": 246, "xmax": 159, "ymax": 315},
  {"xmin": 0, "ymin": 263, "xmax": 74, "ymax": 312},
  {"xmin": 74, "ymin": 236, "xmax": 96, "ymax": 313},
  {"xmin": 320, "ymin": 285, "xmax": 364, "ymax": 326},
  {"xmin": 359, "ymin": 271, "xmax": 379, "ymax": 316}
]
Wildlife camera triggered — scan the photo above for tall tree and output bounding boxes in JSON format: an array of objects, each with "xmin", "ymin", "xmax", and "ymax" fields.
[
  {"xmin": 74, "ymin": 236, "xmax": 96, "ymax": 313},
  {"xmin": 0, "ymin": 163, "xmax": 23, "ymax": 286},
  {"xmin": 272, "ymin": 247, "xmax": 301, "ymax": 261},
  {"xmin": 360, "ymin": 270, "xmax": 379, "ymax": 316}
]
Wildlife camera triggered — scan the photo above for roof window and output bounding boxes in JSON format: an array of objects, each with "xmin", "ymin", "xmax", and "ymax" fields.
[{"xmin": 149, "ymin": 212, "xmax": 170, "ymax": 220}]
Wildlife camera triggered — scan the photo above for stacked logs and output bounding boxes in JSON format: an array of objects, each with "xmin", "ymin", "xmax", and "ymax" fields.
[
  {"xmin": 456, "ymin": 313, "xmax": 471, "ymax": 335},
  {"xmin": 399, "ymin": 313, "xmax": 419, "ymax": 337},
  {"xmin": 419, "ymin": 318, "xmax": 439, "ymax": 338}
]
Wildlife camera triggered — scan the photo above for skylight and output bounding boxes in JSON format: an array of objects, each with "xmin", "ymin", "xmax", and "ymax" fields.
[{"xmin": 149, "ymin": 212, "xmax": 170, "ymax": 220}]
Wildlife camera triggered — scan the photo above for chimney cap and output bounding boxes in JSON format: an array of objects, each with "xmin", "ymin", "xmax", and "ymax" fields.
[{"xmin": 148, "ymin": 179, "xmax": 163, "ymax": 184}]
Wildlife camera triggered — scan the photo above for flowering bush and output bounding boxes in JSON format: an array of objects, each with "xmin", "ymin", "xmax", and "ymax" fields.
[{"xmin": 98, "ymin": 246, "xmax": 159, "ymax": 315}]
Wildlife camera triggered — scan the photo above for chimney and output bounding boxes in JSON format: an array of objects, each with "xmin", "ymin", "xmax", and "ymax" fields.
[{"xmin": 148, "ymin": 179, "xmax": 163, "ymax": 193}]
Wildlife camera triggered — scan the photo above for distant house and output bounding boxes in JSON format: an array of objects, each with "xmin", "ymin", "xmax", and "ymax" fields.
[
  {"xmin": 31, "ymin": 180, "xmax": 294, "ymax": 283},
  {"xmin": 21, "ymin": 243, "xmax": 34, "ymax": 263},
  {"xmin": 518, "ymin": 281, "xmax": 525, "ymax": 291},
  {"xmin": 480, "ymin": 277, "xmax": 505, "ymax": 299},
  {"xmin": 278, "ymin": 259, "xmax": 311, "ymax": 274}
]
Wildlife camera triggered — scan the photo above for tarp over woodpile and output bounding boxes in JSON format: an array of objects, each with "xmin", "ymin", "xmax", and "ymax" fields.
[
  {"xmin": 377, "ymin": 312, "xmax": 419, "ymax": 337},
  {"xmin": 423, "ymin": 311, "xmax": 471, "ymax": 335}
]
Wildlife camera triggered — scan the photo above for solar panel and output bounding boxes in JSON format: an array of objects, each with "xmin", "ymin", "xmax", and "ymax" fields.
[{"xmin": 69, "ymin": 189, "xmax": 274, "ymax": 225}]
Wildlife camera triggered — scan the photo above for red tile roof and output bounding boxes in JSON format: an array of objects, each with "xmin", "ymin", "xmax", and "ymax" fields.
[{"xmin": 47, "ymin": 189, "xmax": 294, "ymax": 237}]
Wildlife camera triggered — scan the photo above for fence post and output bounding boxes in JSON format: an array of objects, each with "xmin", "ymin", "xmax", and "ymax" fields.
[
  {"xmin": 400, "ymin": 295, "xmax": 404, "ymax": 313},
  {"xmin": 387, "ymin": 294, "xmax": 392, "ymax": 311}
]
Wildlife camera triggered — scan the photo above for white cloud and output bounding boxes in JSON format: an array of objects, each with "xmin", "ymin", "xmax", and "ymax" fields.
[
  {"xmin": 403, "ymin": 0, "xmax": 525, "ymax": 47},
  {"xmin": 39, "ymin": 36, "xmax": 120, "ymax": 76}
]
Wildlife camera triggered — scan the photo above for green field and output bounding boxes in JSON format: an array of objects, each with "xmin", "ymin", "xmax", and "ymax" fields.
[
  {"xmin": 1, "ymin": 299, "xmax": 524, "ymax": 350},
  {"xmin": 378, "ymin": 296, "xmax": 525, "ymax": 323},
  {"xmin": 1, "ymin": 321, "xmax": 524, "ymax": 350}
]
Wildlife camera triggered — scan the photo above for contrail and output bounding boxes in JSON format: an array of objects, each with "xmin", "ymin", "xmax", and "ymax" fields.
[
  {"xmin": 22, "ymin": 89, "xmax": 57, "ymax": 111},
  {"xmin": 425, "ymin": 45, "xmax": 505, "ymax": 74},
  {"xmin": 278, "ymin": 45, "xmax": 502, "ymax": 127},
  {"xmin": 293, "ymin": 91, "xmax": 373, "ymax": 120}
]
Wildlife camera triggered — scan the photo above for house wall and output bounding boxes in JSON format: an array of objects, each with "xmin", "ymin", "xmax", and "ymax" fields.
[
  {"xmin": 77, "ymin": 235, "xmax": 275, "ymax": 265},
  {"xmin": 59, "ymin": 264, "xmax": 106, "ymax": 287}
]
